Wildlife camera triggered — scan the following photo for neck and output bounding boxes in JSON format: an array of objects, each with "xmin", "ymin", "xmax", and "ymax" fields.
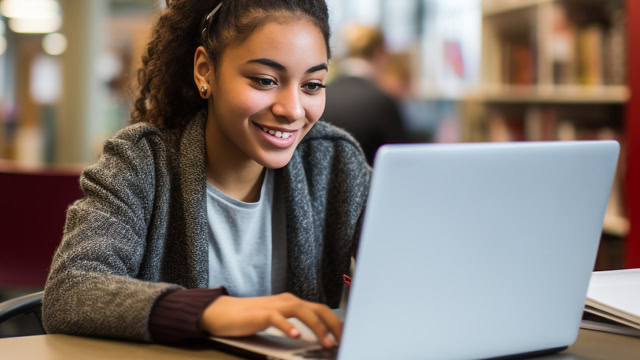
[{"xmin": 205, "ymin": 113, "xmax": 265, "ymax": 203}]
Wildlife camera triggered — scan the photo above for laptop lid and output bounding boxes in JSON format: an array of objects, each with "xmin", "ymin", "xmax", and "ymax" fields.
[{"xmin": 339, "ymin": 141, "xmax": 619, "ymax": 360}]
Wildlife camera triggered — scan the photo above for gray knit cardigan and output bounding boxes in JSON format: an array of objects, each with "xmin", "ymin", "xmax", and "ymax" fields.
[{"xmin": 42, "ymin": 113, "xmax": 371, "ymax": 341}]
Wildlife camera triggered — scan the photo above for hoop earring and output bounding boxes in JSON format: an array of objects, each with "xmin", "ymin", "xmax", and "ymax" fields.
[{"xmin": 200, "ymin": 85, "xmax": 209, "ymax": 97}]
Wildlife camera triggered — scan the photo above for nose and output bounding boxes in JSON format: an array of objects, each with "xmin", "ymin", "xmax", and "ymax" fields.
[{"xmin": 272, "ymin": 85, "xmax": 305, "ymax": 122}]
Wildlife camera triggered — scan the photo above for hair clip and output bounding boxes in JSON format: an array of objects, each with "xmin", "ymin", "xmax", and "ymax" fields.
[
  {"xmin": 202, "ymin": 2, "xmax": 223, "ymax": 38},
  {"xmin": 343, "ymin": 274, "xmax": 352, "ymax": 286}
]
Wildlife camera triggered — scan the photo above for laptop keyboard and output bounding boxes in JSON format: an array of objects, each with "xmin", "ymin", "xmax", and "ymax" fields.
[{"xmin": 294, "ymin": 346, "xmax": 339, "ymax": 359}]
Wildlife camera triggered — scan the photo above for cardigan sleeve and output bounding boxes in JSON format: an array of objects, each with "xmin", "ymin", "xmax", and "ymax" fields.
[
  {"xmin": 149, "ymin": 288, "xmax": 228, "ymax": 343},
  {"xmin": 42, "ymin": 128, "xmax": 182, "ymax": 342}
]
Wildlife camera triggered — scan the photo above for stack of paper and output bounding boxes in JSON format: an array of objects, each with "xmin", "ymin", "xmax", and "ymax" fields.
[{"xmin": 582, "ymin": 269, "xmax": 640, "ymax": 337}]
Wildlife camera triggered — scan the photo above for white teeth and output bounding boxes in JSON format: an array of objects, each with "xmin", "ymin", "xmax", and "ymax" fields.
[{"xmin": 260, "ymin": 125, "xmax": 293, "ymax": 139}]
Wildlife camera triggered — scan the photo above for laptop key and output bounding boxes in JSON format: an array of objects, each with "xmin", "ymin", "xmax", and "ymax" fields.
[{"xmin": 294, "ymin": 346, "xmax": 338, "ymax": 359}]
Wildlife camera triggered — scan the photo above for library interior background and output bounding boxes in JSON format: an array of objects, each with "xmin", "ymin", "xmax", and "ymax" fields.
[{"xmin": 0, "ymin": 0, "xmax": 639, "ymax": 298}]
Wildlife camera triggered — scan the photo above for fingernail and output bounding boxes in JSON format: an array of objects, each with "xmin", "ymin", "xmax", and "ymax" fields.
[
  {"xmin": 290, "ymin": 328, "xmax": 300, "ymax": 337},
  {"xmin": 323, "ymin": 335, "xmax": 334, "ymax": 347}
]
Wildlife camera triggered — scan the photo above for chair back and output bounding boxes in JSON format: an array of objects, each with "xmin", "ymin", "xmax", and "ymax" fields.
[
  {"xmin": 0, "ymin": 291, "xmax": 45, "ymax": 337},
  {"xmin": 0, "ymin": 161, "xmax": 84, "ymax": 289}
]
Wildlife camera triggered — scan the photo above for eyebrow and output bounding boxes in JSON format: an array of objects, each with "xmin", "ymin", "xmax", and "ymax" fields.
[{"xmin": 246, "ymin": 58, "xmax": 328, "ymax": 74}]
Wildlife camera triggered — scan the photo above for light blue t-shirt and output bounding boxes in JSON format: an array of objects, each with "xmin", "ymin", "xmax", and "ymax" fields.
[{"xmin": 206, "ymin": 169, "xmax": 287, "ymax": 297}]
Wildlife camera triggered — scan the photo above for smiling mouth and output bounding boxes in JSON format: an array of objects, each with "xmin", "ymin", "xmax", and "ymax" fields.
[{"xmin": 256, "ymin": 124, "xmax": 297, "ymax": 139}]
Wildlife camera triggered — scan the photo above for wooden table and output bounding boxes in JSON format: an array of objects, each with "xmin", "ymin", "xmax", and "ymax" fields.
[{"xmin": 1, "ymin": 329, "xmax": 639, "ymax": 359}]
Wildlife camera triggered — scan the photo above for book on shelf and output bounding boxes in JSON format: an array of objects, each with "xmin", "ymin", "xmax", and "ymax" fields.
[
  {"xmin": 548, "ymin": 3, "xmax": 577, "ymax": 85},
  {"xmin": 604, "ymin": 7, "xmax": 626, "ymax": 85},
  {"xmin": 577, "ymin": 25, "xmax": 604, "ymax": 86},
  {"xmin": 524, "ymin": 108, "xmax": 556, "ymax": 141},
  {"xmin": 500, "ymin": 39, "xmax": 535, "ymax": 86},
  {"xmin": 488, "ymin": 112, "xmax": 525, "ymax": 142},
  {"xmin": 582, "ymin": 269, "xmax": 640, "ymax": 337}
]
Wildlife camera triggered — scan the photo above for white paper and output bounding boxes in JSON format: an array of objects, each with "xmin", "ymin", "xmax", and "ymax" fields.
[{"xmin": 586, "ymin": 269, "xmax": 640, "ymax": 320}]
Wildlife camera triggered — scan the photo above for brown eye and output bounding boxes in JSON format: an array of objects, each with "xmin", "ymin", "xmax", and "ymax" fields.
[
  {"xmin": 303, "ymin": 82, "xmax": 326, "ymax": 94},
  {"xmin": 251, "ymin": 77, "xmax": 277, "ymax": 88}
]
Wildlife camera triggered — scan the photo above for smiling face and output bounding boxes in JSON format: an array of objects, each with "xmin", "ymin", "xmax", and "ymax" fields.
[{"xmin": 205, "ymin": 17, "xmax": 328, "ymax": 170}]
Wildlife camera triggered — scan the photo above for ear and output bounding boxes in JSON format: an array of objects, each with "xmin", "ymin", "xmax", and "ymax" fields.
[{"xmin": 194, "ymin": 46, "xmax": 214, "ymax": 99}]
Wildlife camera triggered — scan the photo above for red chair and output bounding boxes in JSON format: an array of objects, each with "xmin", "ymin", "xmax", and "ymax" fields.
[{"xmin": 0, "ymin": 161, "xmax": 84, "ymax": 290}]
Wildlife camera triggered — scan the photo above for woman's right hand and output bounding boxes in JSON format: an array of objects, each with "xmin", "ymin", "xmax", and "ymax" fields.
[{"xmin": 199, "ymin": 292, "xmax": 342, "ymax": 348}]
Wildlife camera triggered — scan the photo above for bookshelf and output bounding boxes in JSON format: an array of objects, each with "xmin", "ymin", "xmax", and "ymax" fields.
[{"xmin": 471, "ymin": 0, "xmax": 635, "ymax": 269}]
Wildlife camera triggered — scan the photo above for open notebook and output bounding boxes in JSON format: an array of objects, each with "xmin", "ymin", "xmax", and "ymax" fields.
[{"xmin": 582, "ymin": 269, "xmax": 640, "ymax": 337}]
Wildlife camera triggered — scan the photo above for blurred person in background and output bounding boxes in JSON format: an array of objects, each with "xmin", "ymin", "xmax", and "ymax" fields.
[
  {"xmin": 42, "ymin": 0, "xmax": 370, "ymax": 348},
  {"xmin": 323, "ymin": 24, "xmax": 409, "ymax": 165},
  {"xmin": 379, "ymin": 53, "xmax": 414, "ymax": 101}
]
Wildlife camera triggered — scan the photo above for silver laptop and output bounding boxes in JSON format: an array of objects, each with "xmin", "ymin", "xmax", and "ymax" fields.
[{"xmin": 210, "ymin": 141, "xmax": 620, "ymax": 360}]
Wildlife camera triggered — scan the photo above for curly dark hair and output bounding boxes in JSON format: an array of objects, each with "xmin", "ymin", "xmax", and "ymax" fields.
[{"xmin": 131, "ymin": 0, "xmax": 331, "ymax": 129}]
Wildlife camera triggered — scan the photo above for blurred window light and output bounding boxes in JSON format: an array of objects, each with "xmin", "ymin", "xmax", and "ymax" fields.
[
  {"xmin": 0, "ymin": 0, "xmax": 59, "ymax": 18},
  {"xmin": 30, "ymin": 54, "xmax": 62, "ymax": 105},
  {"xmin": 1, "ymin": 0, "xmax": 62, "ymax": 34},
  {"xmin": 96, "ymin": 52, "xmax": 123, "ymax": 82},
  {"xmin": 42, "ymin": 32, "xmax": 67, "ymax": 56},
  {"xmin": 0, "ymin": 35, "xmax": 6, "ymax": 56},
  {"xmin": 9, "ymin": 16, "xmax": 62, "ymax": 34}
]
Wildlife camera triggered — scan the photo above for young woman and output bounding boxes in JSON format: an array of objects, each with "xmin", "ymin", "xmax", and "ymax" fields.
[{"xmin": 42, "ymin": 0, "xmax": 370, "ymax": 348}]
